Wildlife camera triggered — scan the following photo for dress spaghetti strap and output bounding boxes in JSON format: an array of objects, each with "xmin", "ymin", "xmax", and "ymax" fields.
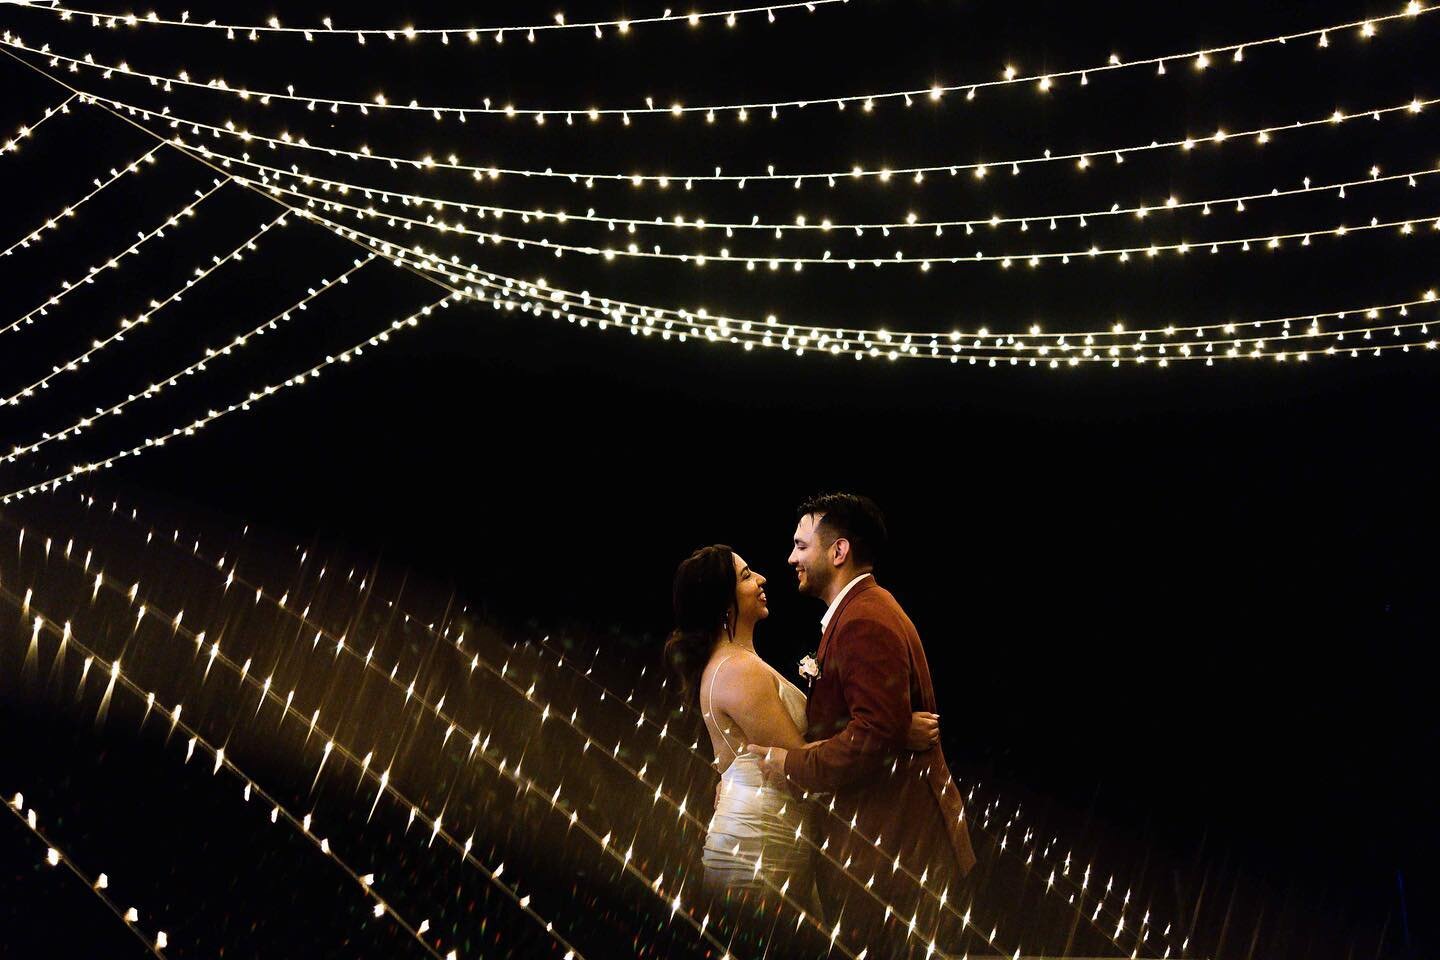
[{"xmin": 704, "ymin": 653, "xmax": 746, "ymax": 759}]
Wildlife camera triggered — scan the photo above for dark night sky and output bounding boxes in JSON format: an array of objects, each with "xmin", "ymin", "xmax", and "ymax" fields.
[{"xmin": 0, "ymin": 1, "xmax": 1436, "ymax": 957}]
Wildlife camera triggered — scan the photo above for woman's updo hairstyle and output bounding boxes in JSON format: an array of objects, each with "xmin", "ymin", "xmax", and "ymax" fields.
[{"xmin": 665, "ymin": 544, "xmax": 738, "ymax": 703}]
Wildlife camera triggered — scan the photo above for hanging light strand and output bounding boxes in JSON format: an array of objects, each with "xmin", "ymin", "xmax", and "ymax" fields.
[
  {"xmin": 0, "ymin": 589, "xmax": 454, "ymax": 960},
  {"xmin": 258, "ymin": 169, "xmax": 1440, "ymax": 271},
  {"xmin": 1, "ymin": 787, "xmax": 168, "ymax": 957},
  {"xmin": 2, "ymin": 175, "xmax": 225, "ymax": 340},
  {"xmin": 190, "ymin": 138, "xmax": 1440, "ymax": 237},
  {"xmin": 8, "ymin": 0, "xmax": 840, "ymax": 43},
  {"xmin": 336, "ymin": 217, "xmax": 1440, "ymax": 364},
  {"xmin": 0, "ymin": 208, "xmax": 288, "ymax": 411},
  {"xmin": 2, "ymin": 141, "xmax": 164, "ymax": 261},
  {"xmin": 1, "ymin": 91, "xmax": 78, "ymax": 155},
  {"xmin": 72, "ymin": 84, "xmax": 1438, "ymax": 189},
  {"xmin": 3, "ymin": 255, "xmax": 375, "ymax": 467},
  {"xmin": 1, "ymin": 520, "xmax": 724, "ymax": 960},
  {"xmin": 1, "ymin": 3, "xmax": 1432, "ymax": 120}
]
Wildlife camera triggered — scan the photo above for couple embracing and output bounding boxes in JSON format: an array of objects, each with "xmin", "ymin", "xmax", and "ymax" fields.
[{"xmin": 667, "ymin": 493, "xmax": 976, "ymax": 956}]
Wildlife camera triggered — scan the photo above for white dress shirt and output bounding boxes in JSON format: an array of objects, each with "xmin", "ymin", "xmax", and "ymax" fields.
[{"xmin": 820, "ymin": 572, "xmax": 873, "ymax": 633}]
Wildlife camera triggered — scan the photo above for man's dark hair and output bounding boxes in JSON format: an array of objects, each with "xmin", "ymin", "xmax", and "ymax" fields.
[{"xmin": 796, "ymin": 492, "xmax": 887, "ymax": 569}]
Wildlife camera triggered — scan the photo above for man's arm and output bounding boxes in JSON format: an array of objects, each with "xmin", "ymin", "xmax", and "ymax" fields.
[{"xmin": 780, "ymin": 617, "xmax": 911, "ymax": 793}]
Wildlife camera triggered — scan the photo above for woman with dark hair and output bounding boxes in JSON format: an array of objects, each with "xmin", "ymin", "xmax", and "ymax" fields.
[{"xmin": 666, "ymin": 545, "xmax": 939, "ymax": 906}]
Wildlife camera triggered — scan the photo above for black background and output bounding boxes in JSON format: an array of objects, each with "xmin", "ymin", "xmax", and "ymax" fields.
[{"xmin": 0, "ymin": 1, "xmax": 1436, "ymax": 957}]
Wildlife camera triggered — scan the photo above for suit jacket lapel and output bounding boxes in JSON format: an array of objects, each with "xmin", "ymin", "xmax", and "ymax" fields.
[{"xmin": 816, "ymin": 575, "xmax": 877, "ymax": 662}]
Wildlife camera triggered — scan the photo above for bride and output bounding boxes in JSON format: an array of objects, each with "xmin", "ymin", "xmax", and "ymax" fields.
[{"xmin": 665, "ymin": 544, "xmax": 939, "ymax": 905}]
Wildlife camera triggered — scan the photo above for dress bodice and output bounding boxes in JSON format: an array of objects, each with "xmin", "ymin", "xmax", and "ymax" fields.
[{"xmin": 704, "ymin": 652, "xmax": 808, "ymax": 783}]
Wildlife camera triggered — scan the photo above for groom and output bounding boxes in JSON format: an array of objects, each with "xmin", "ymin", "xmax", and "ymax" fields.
[{"xmin": 751, "ymin": 493, "xmax": 976, "ymax": 956}]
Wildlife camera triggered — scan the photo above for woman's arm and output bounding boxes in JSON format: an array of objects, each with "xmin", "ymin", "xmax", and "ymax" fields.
[{"xmin": 714, "ymin": 656, "xmax": 809, "ymax": 751}]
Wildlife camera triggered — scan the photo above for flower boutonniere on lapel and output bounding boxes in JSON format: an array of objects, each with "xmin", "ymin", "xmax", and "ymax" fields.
[{"xmin": 798, "ymin": 653, "xmax": 820, "ymax": 688}]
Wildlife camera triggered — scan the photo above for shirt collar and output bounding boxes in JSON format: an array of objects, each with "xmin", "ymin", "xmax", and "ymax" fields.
[{"xmin": 820, "ymin": 572, "xmax": 873, "ymax": 632}]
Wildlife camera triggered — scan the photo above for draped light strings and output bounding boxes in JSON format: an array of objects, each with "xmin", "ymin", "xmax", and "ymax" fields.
[
  {"xmin": 0, "ymin": 288, "xmax": 454, "ymax": 504},
  {"xmin": 1, "ymin": 519, "xmax": 741, "ymax": 960},
  {"xmin": 3, "ymin": 256, "xmax": 375, "ymax": 467},
  {"xmin": 72, "ymin": 84, "xmax": 1440, "ymax": 190},
  {"xmin": 1, "ymin": 3, "xmax": 1432, "ymax": 121},
  {"xmin": 1, "ymin": 785, "xmax": 168, "ymax": 956},
  {"xmin": 242, "ymin": 163, "xmax": 1440, "ymax": 272},
  {"xmin": 0, "ymin": 587, "xmax": 452, "ymax": 960},
  {"xmin": 179, "ymin": 145, "xmax": 1440, "ymax": 239},
  {"xmin": 0, "ymin": 209, "xmax": 288, "ymax": 411},
  {"xmin": 1, "ymin": 176, "xmax": 224, "ymax": 340},
  {"xmin": 11, "ymin": 0, "xmax": 840, "ymax": 44},
  {"xmin": 1, "ymin": 142, "xmax": 164, "ymax": 260},
  {"xmin": 0, "ymin": 524, "xmax": 591, "ymax": 960},
  {"xmin": 322, "ymin": 213, "xmax": 1440, "ymax": 358},
  {"xmin": 1, "ymin": 91, "xmax": 77, "ymax": 155}
]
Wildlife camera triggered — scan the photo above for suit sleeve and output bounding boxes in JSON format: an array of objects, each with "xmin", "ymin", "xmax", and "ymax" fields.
[{"xmin": 783, "ymin": 616, "xmax": 911, "ymax": 792}]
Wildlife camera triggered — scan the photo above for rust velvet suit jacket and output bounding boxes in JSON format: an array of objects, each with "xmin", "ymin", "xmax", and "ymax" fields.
[{"xmin": 783, "ymin": 576, "xmax": 975, "ymax": 952}]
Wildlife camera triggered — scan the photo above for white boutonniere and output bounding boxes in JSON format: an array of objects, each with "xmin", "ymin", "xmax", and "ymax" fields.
[{"xmin": 798, "ymin": 654, "xmax": 820, "ymax": 686}]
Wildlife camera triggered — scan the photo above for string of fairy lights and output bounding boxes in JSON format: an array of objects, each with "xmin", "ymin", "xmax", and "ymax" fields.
[
  {"xmin": 3, "ymin": 193, "xmax": 1435, "ymax": 516},
  {"xmin": 0, "ymin": 207, "xmax": 287, "ymax": 411},
  {"xmin": 1, "ymin": 142, "xmax": 163, "ymax": 260},
  {"xmin": 0, "ymin": 585, "xmax": 456, "ymax": 960},
  {"xmin": 172, "ymin": 145, "xmax": 1440, "ymax": 238},
  {"xmin": 3, "ymin": 256, "xmax": 375, "ymax": 465},
  {"xmin": 0, "ymin": 4, "xmax": 1432, "ymax": 120},
  {"xmin": 0, "ymin": 524, "xmax": 593, "ymax": 960},
  {"xmin": 2, "ymin": 203, "xmax": 1434, "ymax": 505},
  {"xmin": 29, "ymin": 66, "xmax": 1440, "ymax": 188},
  {"xmin": 8, "ymin": 0, "xmax": 842, "ymax": 43},
  {"xmin": 237, "ymin": 166, "xmax": 1440, "ymax": 272},
  {"xmin": 0, "ymin": 517, "xmax": 772, "ymax": 960},
  {"xmin": 0, "ymin": 91, "xmax": 75, "ymax": 155},
  {"xmin": 65, "ymin": 487, "xmax": 1195, "ymax": 960},
  {"xmin": 2, "ymin": 785, "xmax": 167, "ymax": 956},
  {"xmin": 2, "ymin": 174, "xmax": 222, "ymax": 339}
]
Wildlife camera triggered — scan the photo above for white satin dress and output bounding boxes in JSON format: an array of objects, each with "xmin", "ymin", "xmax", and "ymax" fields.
[{"xmin": 700, "ymin": 653, "xmax": 817, "ymax": 902}]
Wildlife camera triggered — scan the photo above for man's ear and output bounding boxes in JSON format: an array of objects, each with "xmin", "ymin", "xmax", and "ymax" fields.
[{"xmin": 830, "ymin": 537, "xmax": 850, "ymax": 568}]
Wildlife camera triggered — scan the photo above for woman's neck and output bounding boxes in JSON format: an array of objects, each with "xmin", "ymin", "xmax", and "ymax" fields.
[{"xmin": 715, "ymin": 621, "xmax": 756, "ymax": 654}]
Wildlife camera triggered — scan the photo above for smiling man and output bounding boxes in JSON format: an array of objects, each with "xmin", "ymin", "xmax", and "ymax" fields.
[{"xmin": 751, "ymin": 492, "xmax": 976, "ymax": 955}]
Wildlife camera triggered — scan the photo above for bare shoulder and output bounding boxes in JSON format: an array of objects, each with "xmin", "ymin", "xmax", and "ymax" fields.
[{"xmin": 707, "ymin": 651, "xmax": 779, "ymax": 712}]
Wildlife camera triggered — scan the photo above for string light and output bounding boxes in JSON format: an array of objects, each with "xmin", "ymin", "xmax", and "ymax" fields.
[
  {"xmin": 1, "ymin": 92, "xmax": 77, "ymax": 155},
  {"xmin": 2, "ymin": 175, "xmax": 224, "ymax": 339},
  {"xmin": 252, "ymin": 171, "xmax": 1440, "ymax": 272},
  {"xmin": 72, "ymin": 84, "xmax": 1440, "ymax": 189},
  {"xmin": 2, "ymin": 3, "xmax": 1432, "ymax": 120},
  {"xmin": 333, "ymin": 215, "xmax": 1440, "ymax": 361},
  {"xmin": 3, "ymin": 524, "xmax": 722, "ymax": 960},
  {"xmin": 3, "ymin": 256, "xmax": 375, "ymax": 466},
  {"xmin": 2, "ymin": 788, "xmax": 167, "ymax": 957},
  {"xmin": 218, "ymin": 146, "xmax": 1440, "ymax": 241},
  {"xmin": 7, "ymin": 209, "xmax": 1432, "ymax": 511},
  {"xmin": 0, "ymin": 209, "xmax": 288, "ymax": 411},
  {"xmin": 0, "ymin": 590, "xmax": 453, "ymax": 960},
  {"xmin": 295, "ymin": 200, "xmax": 1440, "ymax": 355},
  {"xmin": 9, "ymin": 0, "xmax": 839, "ymax": 43},
  {"xmin": 2, "ymin": 141, "xmax": 164, "ymax": 260}
]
